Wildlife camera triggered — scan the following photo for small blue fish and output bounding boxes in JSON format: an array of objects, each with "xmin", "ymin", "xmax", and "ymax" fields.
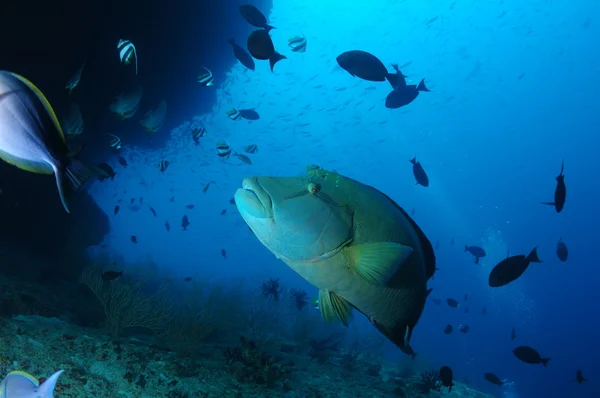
[{"xmin": 0, "ymin": 370, "xmax": 63, "ymax": 397}]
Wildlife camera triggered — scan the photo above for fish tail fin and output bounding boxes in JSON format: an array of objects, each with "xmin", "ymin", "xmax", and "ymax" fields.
[
  {"xmin": 409, "ymin": 157, "xmax": 416, "ymax": 164},
  {"xmin": 264, "ymin": 24, "xmax": 276, "ymax": 32},
  {"xmin": 269, "ymin": 52, "xmax": 287, "ymax": 72},
  {"xmin": 541, "ymin": 358, "xmax": 550, "ymax": 367},
  {"xmin": 526, "ymin": 247, "xmax": 541, "ymax": 263},
  {"xmin": 540, "ymin": 201, "xmax": 555, "ymax": 207},
  {"xmin": 38, "ymin": 370, "xmax": 64, "ymax": 396},
  {"xmin": 111, "ymin": 172, "xmax": 117, "ymax": 181},
  {"xmin": 56, "ymin": 160, "xmax": 108, "ymax": 213},
  {"xmin": 417, "ymin": 79, "xmax": 430, "ymax": 92},
  {"xmin": 386, "ymin": 73, "xmax": 398, "ymax": 89}
]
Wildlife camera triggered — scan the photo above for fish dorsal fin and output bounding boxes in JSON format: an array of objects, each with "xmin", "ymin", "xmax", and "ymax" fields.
[
  {"xmin": 38, "ymin": 370, "xmax": 64, "ymax": 396},
  {"xmin": 318, "ymin": 289, "xmax": 352, "ymax": 326},
  {"xmin": 344, "ymin": 242, "xmax": 413, "ymax": 285}
]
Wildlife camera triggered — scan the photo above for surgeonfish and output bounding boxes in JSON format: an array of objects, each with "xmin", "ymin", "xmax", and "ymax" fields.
[
  {"xmin": 197, "ymin": 67, "xmax": 214, "ymax": 86},
  {"xmin": 228, "ymin": 38, "xmax": 255, "ymax": 71},
  {"xmin": 109, "ymin": 85, "xmax": 143, "ymax": 119},
  {"xmin": 247, "ymin": 29, "xmax": 287, "ymax": 72},
  {"xmin": 0, "ymin": 370, "xmax": 64, "ymax": 397},
  {"xmin": 105, "ymin": 133, "xmax": 122, "ymax": 149},
  {"xmin": 216, "ymin": 141, "xmax": 232, "ymax": 159},
  {"xmin": 239, "ymin": 4, "xmax": 275, "ymax": 31},
  {"xmin": 288, "ymin": 34, "xmax": 307, "ymax": 52},
  {"xmin": 139, "ymin": 100, "xmax": 166, "ymax": 133},
  {"xmin": 65, "ymin": 63, "xmax": 85, "ymax": 94},
  {"xmin": 0, "ymin": 71, "xmax": 107, "ymax": 213},
  {"xmin": 541, "ymin": 160, "xmax": 566, "ymax": 213},
  {"xmin": 336, "ymin": 50, "xmax": 398, "ymax": 88},
  {"xmin": 61, "ymin": 102, "xmax": 84, "ymax": 137},
  {"xmin": 234, "ymin": 168, "xmax": 436, "ymax": 353},
  {"xmin": 117, "ymin": 39, "xmax": 138, "ymax": 74}
]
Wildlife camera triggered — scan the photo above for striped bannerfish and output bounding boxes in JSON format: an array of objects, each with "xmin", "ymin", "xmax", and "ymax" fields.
[
  {"xmin": 216, "ymin": 141, "xmax": 232, "ymax": 159},
  {"xmin": 105, "ymin": 133, "xmax": 122, "ymax": 149},
  {"xmin": 65, "ymin": 63, "xmax": 85, "ymax": 94},
  {"xmin": 158, "ymin": 159, "xmax": 170, "ymax": 172},
  {"xmin": 226, "ymin": 108, "xmax": 242, "ymax": 121},
  {"xmin": 117, "ymin": 39, "xmax": 138, "ymax": 74},
  {"xmin": 244, "ymin": 144, "xmax": 258, "ymax": 154},
  {"xmin": 192, "ymin": 127, "xmax": 206, "ymax": 145},
  {"xmin": 197, "ymin": 67, "xmax": 214, "ymax": 86},
  {"xmin": 288, "ymin": 34, "xmax": 307, "ymax": 53}
]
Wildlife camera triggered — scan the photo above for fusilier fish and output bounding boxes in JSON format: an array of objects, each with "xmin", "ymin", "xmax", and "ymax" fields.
[
  {"xmin": 234, "ymin": 168, "xmax": 436, "ymax": 352},
  {"xmin": 0, "ymin": 71, "xmax": 107, "ymax": 213}
]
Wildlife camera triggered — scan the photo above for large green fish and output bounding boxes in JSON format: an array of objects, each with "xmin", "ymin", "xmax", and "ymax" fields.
[
  {"xmin": 234, "ymin": 167, "xmax": 436, "ymax": 352},
  {"xmin": 0, "ymin": 71, "xmax": 106, "ymax": 213}
]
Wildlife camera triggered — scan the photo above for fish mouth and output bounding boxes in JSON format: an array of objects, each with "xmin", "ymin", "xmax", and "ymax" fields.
[{"xmin": 234, "ymin": 177, "xmax": 273, "ymax": 219}]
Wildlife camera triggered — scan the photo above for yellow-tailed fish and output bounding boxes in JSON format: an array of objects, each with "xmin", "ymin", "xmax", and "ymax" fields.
[
  {"xmin": 0, "ymin": 370, "xmax": 64, "ymax": 397},
  {"xmin": 0, "ymin": 71, "xmax": 108, "ymax": 213}
]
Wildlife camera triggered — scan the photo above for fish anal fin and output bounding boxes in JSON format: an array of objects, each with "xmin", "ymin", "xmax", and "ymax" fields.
[
  {"xmin": 345, "ymin": 242, "xmax": 413, "ymax": 285},
  {"xmin": 318, "ymin": 289, "xmax": 352, "ymax": 326}
]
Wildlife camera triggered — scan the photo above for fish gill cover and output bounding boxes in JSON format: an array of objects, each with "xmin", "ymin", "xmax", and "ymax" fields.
[{"xmin": 1, "ymin": 0, "xmax": 599, "ymax": 397}]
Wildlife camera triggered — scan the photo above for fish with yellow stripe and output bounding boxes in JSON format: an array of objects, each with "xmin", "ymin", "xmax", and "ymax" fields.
[
  {"xmin": 0, "ymin": 71, "xmax": 107, "ymax": 213},
  {"xmin": 0, "ymin": 369, "xmax": 64, "ymax": 397}
]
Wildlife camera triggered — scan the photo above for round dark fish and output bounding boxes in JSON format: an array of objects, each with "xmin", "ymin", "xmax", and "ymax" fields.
[
  {"xmin": 97, "ymin": 163, "xmax": 116, "ymax": 182},
  {"xmin": 513, "ymin": 345, "xmax": 550, "ymax": 366},
  {"xmin": 465, "ymin": 245, "xmax": 486, "ymax": 264},
  {"xmin": 446, "ymin": 298, "xmax": 459, "ymax": 307},
  {"xmin": 484, "ymin": 372, "xmax": 504, "ymax": 387},
  {"xmin": 409, "ymin": 157, "xmax": 429, "ymax": 187},
  {"xmin": 385, "ymin": 79, "xmax": 430, "ymax": 109},
  {"xmin": 439, "ymin": 366, "xmax": 454, "ymax": 392},
  {"xmin": 556, "ymin": 237, "xmax": 568, "ymax": 262},
  {"xmin": 239, "ymin": 109, "xmax": 260, "ymax": 120},
  {"xmin": 336, "ymin": 50, "xmax": 395, "ymax": 87},
  {"xmin": 443, "ymin": 324, "xmax": 453, "ymax": 334},
  {"xmin": 489, "ymin": 247, "xmax": 541, "ymax": 287},
  {"xmin": 182, "ymin": 215, "xmax": 190, "ymax": 231},
  {"xmin": 228, "ymin": 38, "xmax": 255, "ymax": 70},
  {"xmin": 247, "ymin": 30, "xmax": 286, "ymax": 72},
  {"xmin": 541, "ymin": 160, "xmax": 566, "ymax": 213},
  {"xmin": 239, "ymin": 4, "xmax": 275, "ymax": 31}
]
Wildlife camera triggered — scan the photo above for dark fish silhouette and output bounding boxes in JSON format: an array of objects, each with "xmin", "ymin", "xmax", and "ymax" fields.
[
  {"xmin": 97, "ymin": 163, "xmax": 117, "ymax": 181},
  {"xmin": 465, "ymin": 245, "xmax": 486, "ymax": 264},
  {"xmin": 399, "ymin": 344, "xmax": 417, "ymax": 359},
  {"xmin": 113, "ymin": 205, "xmax": 120, "ymax": 215},
  {"xmin": 220, "ymin": 209, "xmax": 227, "ymax": 215},
  {"xmin": 118, "ymin": 157, "xmax": 127, "ymax": 167},
  {"xmin": 385, "ymin": 65, "xmax": 430, "ymax": 109},
  {"xmin": 443, "ymin": 324, "xmax": 453, "ymax": 334},
  {"xmin": 182, "ymin": 215, "xmax": 190, "ymax": 231},
  {"xmin": 439, "ymin": 366, "xmax": 454, "ymax": 392},
  {"xmin": 446, "ymin": 298, "xmax": 459, "ymax": 307},
  {"xmin": 229, "ymin": 38, "xmax": 255, "ymax": 70},
  {"xmin": 410, "ymin": 157, "xmax": 429, "ymax": 187},
  {"xmin": 102, "ymin": 270, "xmax": 123, "ymax": 281},
  {"xmin": 489, "ymin": 247, "xmax": 541, "ymax": 287},
  {"xmin": 247, "ymin": 29, "xmax": 286, "ymax": 72},
  {"xmin": 513, "ymin": 346, "xmax": 550, "ymax": 367},
  {"xmin": 186, "ymin": 204, "xmax": 195, "ymax": 209},
  {"xmin": 239, "ymin": 4, "xmax": 275, "ymax": 31},
  {"xmin": 229, "ymin": 197, "xmax": 236, "ymax": 205},
  {"xmin": 336, "ymin": 50, "xmax": 397, "ymax": 88},
  {"xmin": 184, "ymin": 277, "xmax": 192, "ymax": 282},
  {"xmin": 130, "ymin": 235, "xmax": 137, "ymax": 243},
  {"xmin": 556, "ymin": 237, "xmax": 568, "ymax": 262},
  {"xmin": 482, "ymin": 306, "xmax": 487, "ymax": 315},
  {"xmin": 203, "ymin": 182, "xmax": 211, "ymax": 193},
  {"xmin": 458, "ymin": 324, "xmax": 470, "ymax": 334},
  {"xmin": 511, "ymin": 327, "xmax": 517, "ymax": 340},
  {"xmin": 484, "ymin": 372, "xmax": 504, "ymax": 387},
  {"xmin": 149, "ymin": 206, "xmax": 156, "ymax": 217},
  {"xmin": 165, "ymin": 221, "xmax": 170, "ymax": 231},
  {"xmin": 541, "ymin": 160, "xmax": 566, "ymax": 212},
  {"xmin": 221, "ymin": 248, "xmax": 227, "ymax": 259},
  {"xmin": 239, "ymin": 109, "xmax": 260, "ymax": 120},
  {"xmin": 573, "ymin": 369, "xmax": 588, "ymax": 384}
]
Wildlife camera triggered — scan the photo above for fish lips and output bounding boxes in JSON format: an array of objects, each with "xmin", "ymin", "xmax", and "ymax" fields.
[{"xmin": 235, "ymin": 177, "xmax": 272, "ymax": 219}]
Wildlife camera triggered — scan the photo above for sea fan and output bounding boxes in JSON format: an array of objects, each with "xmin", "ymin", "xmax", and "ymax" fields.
[
  {"xmin": 261, "ymin": 278, "xmax": 283, "ymax": 301},
  {"xmin": 289, "ymin": 288, "xmax": 308, "ymax": 311}
]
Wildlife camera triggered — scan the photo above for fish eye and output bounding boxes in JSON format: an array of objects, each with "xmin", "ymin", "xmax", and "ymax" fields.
[{"xmin": 308, "ymin": 182, "xmax": 320, "ymax": 194}]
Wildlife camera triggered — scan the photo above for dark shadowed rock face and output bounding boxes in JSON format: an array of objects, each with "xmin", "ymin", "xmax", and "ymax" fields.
[{"xmin": 0, "ymin": 162, "xmax": 108, "ymax": 281}]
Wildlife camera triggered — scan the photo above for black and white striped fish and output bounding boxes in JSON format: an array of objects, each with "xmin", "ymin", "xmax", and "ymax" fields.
[
  {"xmin": 226, "ymin": 108, "xmax": 242, "ymax": 121},
  {"xmin": 105, "ymin": 133, "xmax": 122, "ymax": 149},
  {"xmin": 244, "ymin": 144, "xmax": 258, "ymax": 154},
  {"xmin": 197, "ymin": 67, "xmax": 214, "ymax": 86},
  {"xmin": 158, "ymin": 159, "xmax": 170, "ymax": 172},
  {"xmin": 216, "ymin": 141, "xmax": 232, "ymax": 159},
  {"xmin": 288, "ymin": 34, "xmax": 307, "ymax": 53},
  {"xmin": 192, "ymin": 127, "xmax": 206, "ymax": 145},
  {"xmin": 66, "ymin": 63, "xmax": 85, "ymax": 94},
  {"xmin": 117, "ymin": 39, "xmax": 138, "ymax": 74}
]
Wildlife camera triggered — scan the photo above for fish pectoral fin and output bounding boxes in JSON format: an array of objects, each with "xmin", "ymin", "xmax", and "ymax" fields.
[
  {"xmin": 318, "ymin": 289, "xmax": 352, "ymax": 326},
  {"xmin": 346, "ymin": 242, "xmax": 414, "ymax": 285}
]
